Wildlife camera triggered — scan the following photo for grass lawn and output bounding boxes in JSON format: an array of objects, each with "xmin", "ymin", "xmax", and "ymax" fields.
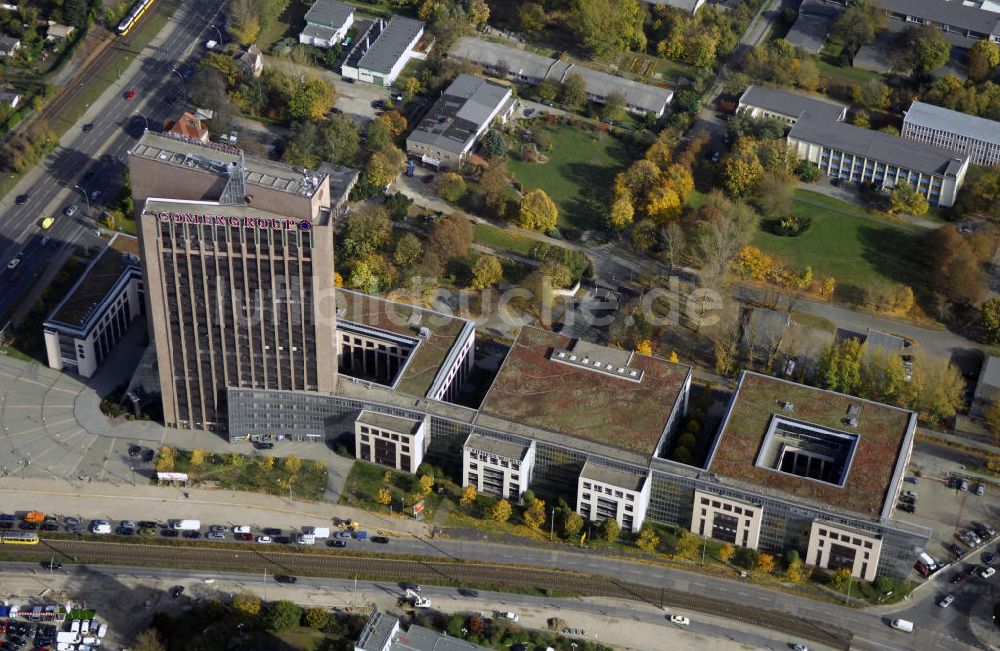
[
  {"xmin": 753, "ymin": 190, "xmax": 923, "ymax": 296},
  {"xmin": 169, "ymin": 449, "xmax": 328, "ymax": 501},
  {"xmin": 507, "ymin": 126, "xmax": 632, "ymax": 237},
  {"xmin": 816, "ymin": 40, "xmax": 882, "ymax": 84},
  {"xmin": 473, "ymin": 223, "xmax": 537, "ymax": 257},
  {"xmin": 257, "ymin": 1, "xmax": 311, "ymax": 53},
  {"xmin": 685, "ymin": 189, "xmax": 708, "ymax": 210},
  {"xmin": 339, "ymin": 460, "xmax": 446, "ymax": 517}
]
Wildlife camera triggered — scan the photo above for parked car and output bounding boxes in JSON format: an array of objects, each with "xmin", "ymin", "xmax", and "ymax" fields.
[
  {"xmin": 255, "ymin": 535, "xmax": 272, "ymax": 544},
  {"xmin": 207, "ymin": 532, "xmax": 226, "ymax": 541},
  {"xmin": 335, "ymin": 531, "xmax": 352, "ymax": 539},
  {"xmin": 897, "ymin": 503, "xmax": 915, "ymax": 513},
  {"xmin": 960, "ymin": 479, "xmax": 970, "ymax": 491},
  {"xmin": 235, "ymin": 532, "xmax": 254, "ymax": 541},
  {"xmin": 982, "ymin": 567, "xmax": 996, "ymax": 579},
  {"xmin": 371, "ymin": 536, "xmax": 390, "ymax": 544},
  {"xmin": 984, "ymin": 552, "xmax": 996, "ymax": 565},
  {"xmin": 171, "ymin": 586, "xmax": 184, "ymax": 598},
  {"xmin": 903, "ymin": 476, "xmax": 919, "ymax": 485},
  {"xmin": 63, "ymin": 205, "xmax": 78, "ymax": 217},
  {"xmin": 274, "ymin": 575, "xmax": 298, "ymax": 584},
  {"xmin": 253, "ymin": 441, "xmax": 274, "ymax": 450},
  {"xmin": 128, "ymin": 445, "xmax": 141, "ymax": 458},
  {"xmin": 938, "ymin": 594, "xmax": 955, "ymax": 608},
  {"xmin": 263, "ymin": 527, "xmax": 282, "ymax": 536},
  {"xmin": 14, "ymin": 194, "xmax": 28, "ymax": 205},
  {"xmin": 669, "ymin": 615, "xmax": 690, "ymax": 625},
  {"xmin": 948, "ymin": 542, "xmax": 965, "ymax": 557},
  {"xmin": 457, "ymin": 588, "xmax": 479, "ymax": 597},
  {"xmin": 951, "ymin": 571, "xmax": 968, "ymax": 583},
  {"xmin": 902, "ymin": 490, "xmax": 918, "ymax": 500},
  {"xmin": 161, "ymin": 529, "xmax": 179, "ymax": 538},
  {"xmin": 328, "ymin": 539, "xmax": 347, "ymax": 548},
  {"xmin": 40, "ymin": 561, "xmax": 61, "ymax": 570},
  {"xmin": 975, "ymin": 483, "xmax": 986, "ymax": 496}
]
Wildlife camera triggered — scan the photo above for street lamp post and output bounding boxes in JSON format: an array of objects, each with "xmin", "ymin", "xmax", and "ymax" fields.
[
  {"xmin": 209, "ymin": 24, "xmax": 223, "ymax": 43},
  {"xmin": 130, "ymin": 466, "xmax": 136, "ymax": 487},
  {"xmin": 134, "ymin": 113, "xmax": 149, "ymax": 131},
  {"xmin": 73, "ymin": 184, "xmax": 90, "ymax": 209}
]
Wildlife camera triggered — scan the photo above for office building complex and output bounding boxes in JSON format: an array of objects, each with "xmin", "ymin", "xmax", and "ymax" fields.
[
  {"xmin": 43, "ymin": 235, "xmax": 143, "ymax": 378},
  {"xmin": 902, "ymin": 100, "xmax": 1000, "ymax": 167},
  {"xmin": 406, "ymin": 74, "xmax": 516, "ymax": 170},
  {"xmin": 127, "ymin": 131, "xmax": 354, "ymax": 430},
  {"xmin": 577, "ymin": 460, "xmax": 651, "ymax": 533},
  {"xmin": 462, "ymin": 433, "xmax": 535, "ymax": 501},
  {"xmin": 737, "ymin": 84, "xmax": 847, "ymax": 125},
  {"xmin": 355, "ymin": 610, "xmax": 489, "ymax": 651}
]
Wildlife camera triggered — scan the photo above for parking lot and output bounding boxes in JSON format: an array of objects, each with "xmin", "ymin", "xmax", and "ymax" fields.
[{"xmin": 898, "ymin": 443, "xmax": 998, "ymax": 569}]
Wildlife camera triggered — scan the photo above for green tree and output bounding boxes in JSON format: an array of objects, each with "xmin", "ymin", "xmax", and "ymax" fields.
[
  {"xmin": 394, "ymin": 233, "xmax": 423, "ymax": 268},
  {"xmin": 850, "ymin": 110, "xmax": 870, "ymax": 128},
  {"xmin": 600, "ymin": 517, "xmax": 621, "ymax": 541},
  {"xmin": 62, "ymin": 0, "xmax": 88, "ymax": 28},
  {"xmin": 320, "ymin": 114, "xmax": 361, "ymax": 165},
  {"xmin": 471, "ymin": 254, "xmax": 503, "ymax": 289},
  {"xmin": 830, "ymin": 0, "xmax": 883, "ymax": 64},
  {"xmin": 287, "ymin": 76, "xmax": 337, "ymax": 120},
  {"xmin": 984, "ymin": 298, "xmax": 1000, "ymax": 344},
  {"xmin": 905, "ymin": 352, "xmax": 965, "ymax": 422},
  {"xmin": 343, "ymin": 206, "xmax": 392, "ymax": 259},
  {"xmin": 489, "ymin": 498, "xmax": 513, "ymax": 523},
  {"xmin": 754, "ymin": 171, "xmax": 796, "ymax": 218},
  {"xmin": 266, "ymin": 600, "xmax": 303, "ymax": 632},
  {"xmin": 636, "ymin": 526, "xmax": 661, "ymax": 552},
  {"xmin": 562, "ymin": 510, "xmax": 584, "ymax": 538},
  {"xmin": 540, "ymin": 259, "xmax": 573, "ymax": 289},
  {"xmin": 518, "ymin": 2, "xmax": 547, "ymax": 37},
  {"xmin": 560, "ymin": 73, "xmax": 588, "ymax": 108},
  {"xmin": 233, "ymin": 593, "xmax": 261, "ymax": 617},
  {"xmin": 228, "ymin": 0, "xmax": 261, "ymax": 45},
  {"xmin": 365, "ymin": 119, "xmax": 393, "ymax": 152},
  {"xmin": 304, "ymin": 607, "xmax": 329, "ymax": 630},
  {"xmin": 889, "ymin": 182, "xmax": 929, "ymax": 216},
  {"xmin": 536, "ymin": 78, "xmax": 560, "ymax": 102},
  {"xmin": 364, "ymin": 145, "xmax": 406, "ymax": 191},
  {"xmin": 385, "ymin": 192, "xmax": 413, "ymax": 221},
  {"xmin": 438, "ymin": 172, "xmax": 468, "ymax": 202},
  {"xmin": 523, "ymin": 498, "xmax": 547, "ymax": 529},
  {"xmin": 819, "ymin": 337, "xmax": 865, "ymax": 395},
  {"xmin": 786, "ymin": 557, "xmax": 809, "ymax": 583},
  {"xmin": 673, "ymin": 530, "xmax": 701, "ymax": 560},
  {"xmin": 519, "ymin": 189, "xmax": 559, "ymax": 232},
  {"xmin": 602, "ymin": 92, "xmax": 628, "ymax": 122},
  {"xmin": 969, "ymin": 40, "xmax": 1000, "ymax": 83},
  {"xmin": 573, "ymin": 0, "xmax": 646, "ymax": 58},
  {"xmin": 894, "ymin": 25, "xmax": 951, "ymax": 75},
  {"xmin": 480, "ymin": 130, "xmax": 508, "ymax": 158}
]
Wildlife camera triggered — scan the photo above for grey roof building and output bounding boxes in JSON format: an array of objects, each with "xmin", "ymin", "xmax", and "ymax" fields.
[
  {"xmin": 300, "ymin": 0, "xmax": 354, "ymax": 48},
  {"xmin": 342, "ymin": 16, "xmax": 424, "ymax": 86},
  {"xmin": 875, "ymin": 0, "xmax": 1000, "ymax": 43},
  {"xmin": 902, "ymin": 100, "xmax": 1000, "ymax": 167},
  {"xmin": 786, "ymin": 0, "xmax": 840, "ymax": 53},
  {"xmin": 973, "ymin": 355, "xmax": 1000, "ymax": 418},
  {"xmin": 788, "ymin": 111, "xmax": 970, "ymax": 206},
  {"xmin": 355, "ymin": 610, "xmax": 490, "ymax": 651},
  {"xmin": 406, "ymin": 74, "xmax": 516, "ymax": 169},
  {"xmin": 738, "ymin": 84, "xmax": 848, "ymax": 124},
  {"xmin": 316, "ymin": 162, "xmax": 360, "ymax": 212},
  {"xmin": 0, "ymin": 36, "xmax": 20, "ymax": 57},
  {"xmin": 448, "ymin": 37, "xmax": 673, "ymax": 116}
]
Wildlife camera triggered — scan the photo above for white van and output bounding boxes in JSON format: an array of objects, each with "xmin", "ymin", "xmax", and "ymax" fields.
[
  {"xmin": 891, "ymin": 619, "xmax": 914, "ymax": 632},
  {"xmin": 171, "ymin": 519, "xmax": 201, "ymax": 531},
  {"xmin": 297, "ymin": 534, "xmax": 316, "ymax": 545},
  {"xmin": 80, "ymin": 619, "xmax": 90, "ymax": 634},
  {"xmin": 70, "ymin": 620, "xmax": 81, "ymax": 634},
  {"xmin": 233, "ymin": 525, "xmax": 251, "ymax": 534},
  {"xmin": 303, "ymin": 526, "xmax": 330, "ymax": 538}
]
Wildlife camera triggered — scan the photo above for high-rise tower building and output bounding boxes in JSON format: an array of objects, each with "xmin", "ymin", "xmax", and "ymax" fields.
[{"xmin": 128, "ymin": 131, "xmax": 355, "ymax": 429}]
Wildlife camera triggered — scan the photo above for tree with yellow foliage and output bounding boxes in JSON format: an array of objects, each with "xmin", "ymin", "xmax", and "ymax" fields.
[
  {"xmin": 523, "ymin": 498, "xmax": 546, "ymax": 529},
  {"xmin": 644, "ymin": 183, "xmax": 682, "ymax": 223},
  {"xmin": 418, "ymin": 474, "xmax": 435, "ymax": 497},
  {"xmin": 735, "ymin": 245, "xmax": 774, "ymax": 281},
  {"xmin": 644, "ymin": 135, "xmax": 674, "ymax": 170},
  {"xmin": 607, "ymin": 191, "xmax": 635, "ymax": 233},
  {"xmin": 636, "ymin": 526, "xmax": 661, "ymax": 552},
  {"xmin": 668, "ymin": 351, "xmax": 680, "ymax": 363},
  {"xmin": 189, "ymin": 448, "xmax": 208, "ymax": 466},
  {"xmin": 379, "ymin": 111, "xmax": 408, "ymax": 139},
  {"xmin": 489, "ymin": 499, "xmax": 512, "ymax": 523},
  {"xmin": 518, "ymin": 189, "xmax": 558, "ymax": 232},
  {"xmin": 376, "ymin": 488, "xmax": 392, "ymax": 505},
  {"xmin": 755, "ymin": 552, "xmax": 775, "ymax": 574},
  {"xmin": 258, "ymin": 455, "xmax": 275, "ymax": 471},
  {"xmin": 635, "ymin": 339, "xmax": 654, "ymax": 356},
  {"xmin": 460, "ymin": 484, "xmax": 477, "ymax": 508},
  {"xmin": 719, "ymin": 543, "xmax": 735, "ymax": 563}
]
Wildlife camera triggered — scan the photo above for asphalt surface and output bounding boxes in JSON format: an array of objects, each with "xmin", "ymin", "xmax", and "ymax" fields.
[
  {"xmin": 0, "ymin": 561, "xmax": 835, "ymax": 651},
  {"xmin": 0, "ymin": 0, "xmax": 227, "ymax": 320}
]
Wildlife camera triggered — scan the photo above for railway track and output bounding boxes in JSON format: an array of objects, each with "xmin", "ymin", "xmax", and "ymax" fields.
[{"xmin": 3, "ymin": 538, "xmax": 852, "ymax": 649}]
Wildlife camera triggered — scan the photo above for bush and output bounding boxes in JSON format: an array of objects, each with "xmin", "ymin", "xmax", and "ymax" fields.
[
  {"xmin": 764, "ymin": 214, "xmax": 811, "ymax": 237},
  {"xmin": 266, "ymin": 600, "xmax": 302, "ymax": 632},
  {"xmin": 304, "ymin": 607, "xmax": 329, "ymax": 630},
  {"xmin": 733, "ymin": 546, "xmax": 758, "ymax": 569}
]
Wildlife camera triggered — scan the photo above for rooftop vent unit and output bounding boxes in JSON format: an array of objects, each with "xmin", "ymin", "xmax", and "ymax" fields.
[
  {"xmin": 418, "ymin": 326, "xmax": 431, "ymax": 339},
  {"xmin": 847, "ymin": 404, "xmax": 861, "ymax": 417},
  {"xmin": 336, "ymin": 307, "xmax": 347, "ymax": 319},
  {"xmin": 844, "ymin": 417, "xmax": 859, "ymax": 428},
  {"xmin": 779, "ymin": 401, "xmax": 794, "ymax": 413},
  {"xmin": 547, "ymin": 348, "xmax": 644, "ymax": 383},
  {"xmin": 408, "ymin": 313, "xmax": 423, "ymax": 330}
]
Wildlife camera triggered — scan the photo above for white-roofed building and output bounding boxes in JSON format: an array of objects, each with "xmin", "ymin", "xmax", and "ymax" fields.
[
  {"xmin": 341, "ymin": 16, "xmax": 424, "ymax": 86},
  {"xmin": 299, "ymin": 0, "xmax": 354, "ymax": 48},
  {"xmin": 902, "ymin": 100, "xmax": 1000, "ymax": 167}
]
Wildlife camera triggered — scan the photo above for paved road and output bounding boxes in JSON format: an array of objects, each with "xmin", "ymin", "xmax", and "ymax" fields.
[
  {"xmin": 0, "ymin": 562, "xmax": 829, "ymax": 651},
  {"xmin": 0, "ymin": 0, "xmax": 227, "ymax": 321}
]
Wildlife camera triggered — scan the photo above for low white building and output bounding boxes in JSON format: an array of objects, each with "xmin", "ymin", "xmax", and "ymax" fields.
[
  {"xmin": 462, "ymin": 433, "xmax": 535, "ymax": 502},
  {"xmin": 737, "ymin": 84, "xmax": 847, "ymax": 125},
  {"xmin": 690, "ymin": 489, "xmax": 763, "ymax": 550},
  {"xmin": 299, "ymin": 0, "xmax": 354, "ymax": 48},
  {"xmin": 43, "ymin": 236, "xmax": 143, "ymax": 378},
  {"xmin": 341, "ymin": 16, "xmax": 423, "ymax": 86},
  {"xmin": 902, "ymin": 100, "xmax": 1000, "ymax": 167},
  {"xmin": 354, "ymin": 410, "xmax": 427, "ymax": 474},
  {"xmin": 577, "ymin": 460, "xmax": 651, "ymax": 533}
]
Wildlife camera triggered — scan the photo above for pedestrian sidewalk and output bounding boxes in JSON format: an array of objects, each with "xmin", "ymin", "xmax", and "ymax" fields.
[{"xmin": 0, "ymin": 476, "xmax": 429, "ymax": 538}]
